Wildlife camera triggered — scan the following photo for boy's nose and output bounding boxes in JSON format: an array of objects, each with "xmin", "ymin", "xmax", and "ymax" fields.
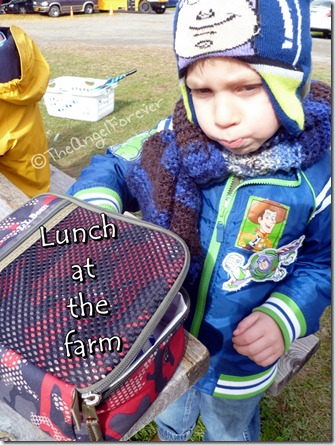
[{"xmin": 214, "ymin": 95, "xmax": 239, "ymax": 129}]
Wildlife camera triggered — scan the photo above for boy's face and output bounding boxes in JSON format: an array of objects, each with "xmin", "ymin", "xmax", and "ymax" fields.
[{"xmin": 186, "ymin": 58, "xmax": 280, "ymax": 155}]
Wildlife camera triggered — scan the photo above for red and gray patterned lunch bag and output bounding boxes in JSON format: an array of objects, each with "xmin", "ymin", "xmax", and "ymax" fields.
[{"xmin": 0, "ymin": 193, "xmax": 190, "ymax": 441}]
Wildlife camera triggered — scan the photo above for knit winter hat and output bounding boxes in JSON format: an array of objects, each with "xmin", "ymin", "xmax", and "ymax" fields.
[{"xmin": 174, "ymin": 0, "xmax": 312, "ymax": 135}]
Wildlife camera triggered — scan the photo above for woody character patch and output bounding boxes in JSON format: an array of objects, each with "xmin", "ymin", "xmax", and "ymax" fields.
[{"xmin": 236, "ymin": 197, "xmax": 289, "ymax": 252}]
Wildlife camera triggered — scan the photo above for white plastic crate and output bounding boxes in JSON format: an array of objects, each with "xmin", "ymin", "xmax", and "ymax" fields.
[{"xmin": 44, "ymin": 76, "xmax": 117, "ymax": 122}]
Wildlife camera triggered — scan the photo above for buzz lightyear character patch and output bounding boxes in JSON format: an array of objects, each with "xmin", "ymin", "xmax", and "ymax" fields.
[
  {"xmin": 222, "ymin": 235, "xmax": 305, "ymax": 291},
  {"xmin": 109, "ymin": 129, "xmax": 156, "ymax": 162},
  {"xmin": 237, "ymin": 197, "xmax": 289, "ymax": 252}
]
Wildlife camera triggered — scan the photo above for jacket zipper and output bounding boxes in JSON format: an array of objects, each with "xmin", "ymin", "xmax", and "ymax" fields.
[
  {"xmin": 189, "ymin": 175, "xmax": 240, "ymax": 338},
  {"xmin": 188, "ymin": 173, "xmax": 302, "ymax": 338}
]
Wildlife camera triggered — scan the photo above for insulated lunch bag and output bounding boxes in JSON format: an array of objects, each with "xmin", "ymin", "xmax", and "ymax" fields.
[{"xmin": 0, "ymin": 193, "xmax": 190, "ymax": 441}]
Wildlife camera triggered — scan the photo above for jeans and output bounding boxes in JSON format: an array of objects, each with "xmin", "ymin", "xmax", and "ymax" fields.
[{"xmin": 155, "ymin": 387, "xmax": 263, "ymax": 441}]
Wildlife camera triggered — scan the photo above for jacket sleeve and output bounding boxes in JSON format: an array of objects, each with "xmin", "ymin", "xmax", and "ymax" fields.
[
  {"xmin": 67, "ymin": 116, "xmax": 174, "ymax": 212},
  {"xmin": 67, "ymin": 129, "xmax": 158, "ymax": 213},
  {"xmin": 253, "ymin": 160, "xmax": 331, "ymax": 352}
]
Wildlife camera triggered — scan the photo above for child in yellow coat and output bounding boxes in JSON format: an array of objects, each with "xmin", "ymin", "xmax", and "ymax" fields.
[{"xmin": 0, "ymin": 25, "xmax": 50, "ymax": 198}]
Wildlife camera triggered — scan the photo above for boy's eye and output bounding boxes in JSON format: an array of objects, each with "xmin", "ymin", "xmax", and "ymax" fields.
[
  {"xmin": 237, "ymin": 83, "xmax": 263, "ymax": 93},
  {"xmin": 190, "ymin": 88, "xmax": 212, "ymax": 97}
]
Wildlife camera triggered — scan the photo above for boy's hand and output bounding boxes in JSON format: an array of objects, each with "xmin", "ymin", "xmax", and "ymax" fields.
[{"xmin": 232, "ymin": 312, "xmax": 285, "ymax": 367}]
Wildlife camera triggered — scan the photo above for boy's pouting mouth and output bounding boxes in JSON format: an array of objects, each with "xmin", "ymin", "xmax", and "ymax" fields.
[{"xmin": 186, "ymin": 57, "xmax": 281, "ymax": 155}]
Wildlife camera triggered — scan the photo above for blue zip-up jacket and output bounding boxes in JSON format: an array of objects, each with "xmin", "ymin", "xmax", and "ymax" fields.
[{"xmin": 68, "ymin": 121, "xmax": 331, "ymax": 399}]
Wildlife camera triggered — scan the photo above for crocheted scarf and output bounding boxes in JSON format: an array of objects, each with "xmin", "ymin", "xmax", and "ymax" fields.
[{"xmin": 126, "ymin": 81, "xmax": 331, "ymax": 282}]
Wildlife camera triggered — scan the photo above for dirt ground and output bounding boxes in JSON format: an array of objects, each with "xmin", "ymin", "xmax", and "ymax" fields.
[
  {"xmin": 0, "ymin": 10, "xmax": 175, "ymax": 49},
  {"xmin": 0, "ymin": 11, "xmax": 331, "ymax": 64}
]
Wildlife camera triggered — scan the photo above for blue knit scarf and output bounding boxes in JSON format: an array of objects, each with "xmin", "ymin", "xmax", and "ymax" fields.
[{"xmin": 127, "ymin": 81, "xmax": 331, "ymax": 282}]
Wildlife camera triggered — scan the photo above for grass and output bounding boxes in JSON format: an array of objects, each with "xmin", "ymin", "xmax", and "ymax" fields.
[
  {"xmin": 129, "ymin": 308, "xmax": 332, "ymax": 442},
  {"xmin": 38, "ymin": 45, "xmax": 331, "ymax": 181},
  {"xmin": 28, "ymin": 37, "xmax": 333, "ymax": 442},
  {"xmin": 39, "ymin": 45, "xmax": 180, "ymax": 178},
  {"xmin": 260, "ymin": 307, "xmax": 332, "ymax": 442}
]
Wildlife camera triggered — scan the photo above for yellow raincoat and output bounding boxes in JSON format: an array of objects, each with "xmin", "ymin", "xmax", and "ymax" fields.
[{"xmin": 0, "ymin": 25, "xmax": 50, "ymax": 198}]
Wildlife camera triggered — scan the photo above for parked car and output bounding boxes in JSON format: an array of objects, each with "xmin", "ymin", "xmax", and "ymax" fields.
[
  {"xmin": 33, "ymin": 0, "xmax": 97, "ymax": 16},
  {"xmin": 166, "ymin": 0, "xmax": 176, "ymax": 7},
  {"xmin": 310, "ymin": 0, "xmax": 331, "ymax": 38},
  {"xmin": 0, "ymin": 0, "xmax": 12, "ymax": 12},
  {"xmin": 97, "ymin": 0, "xmax": 167, "ymax": 14},
  {"xmin": 139, "ymin": 0, "xmax": 166, "ymax": 14},
  {"xmin": 4, "ymin": 0, "xmax": 34, "ymax": 13}
]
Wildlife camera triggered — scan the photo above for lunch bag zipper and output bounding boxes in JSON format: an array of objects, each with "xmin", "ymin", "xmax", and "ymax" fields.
[
  {"xmin": 1, "ymin": 193, "xmax": 190, "ymax": 395},
  {"xmin": 78, "ymin": 290, "xmax": 190, "ymax": 439},
  {"xmin": 0, "ymin": 193, "xmax": 191, "ymax": 441},
  {"xmin": 77, "ymin": 286, "xmax": 190, "ymax": 399}
]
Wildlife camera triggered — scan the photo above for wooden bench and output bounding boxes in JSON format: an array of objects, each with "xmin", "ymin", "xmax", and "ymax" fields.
[
  {"xmin": 0, "ymin": 331, "xmax": 320, "ymax": 441},
  {"xmin": 0, "ymin": 166, "xmax": 321, "ymax": 441},
  {"xmin": 0, "ymin": 165, "xmax": 75, "ymax": 220}
]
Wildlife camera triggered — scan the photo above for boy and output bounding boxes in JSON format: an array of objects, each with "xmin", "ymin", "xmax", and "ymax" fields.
[
  {"xmin": 68, "ymin": 0, "xmax": 331, "ymax": 440},
  {"xmin": 0, "ymin": 26, "xmax": 50, "ymax": 197}
]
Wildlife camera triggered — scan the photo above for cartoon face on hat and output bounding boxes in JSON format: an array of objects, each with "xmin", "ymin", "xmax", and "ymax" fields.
[
  {"xmin": 175, "ymin": 0, "xmax": 258, "ymax": 62},
  {"xmin": 174, "ymin": 0, "xmax": 312, "ymax": 135}
]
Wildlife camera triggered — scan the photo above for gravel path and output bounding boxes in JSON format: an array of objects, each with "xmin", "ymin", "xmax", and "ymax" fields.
[{"xmin": 0, "ymin": 11, "xmax": 331, "ymax": 63}]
